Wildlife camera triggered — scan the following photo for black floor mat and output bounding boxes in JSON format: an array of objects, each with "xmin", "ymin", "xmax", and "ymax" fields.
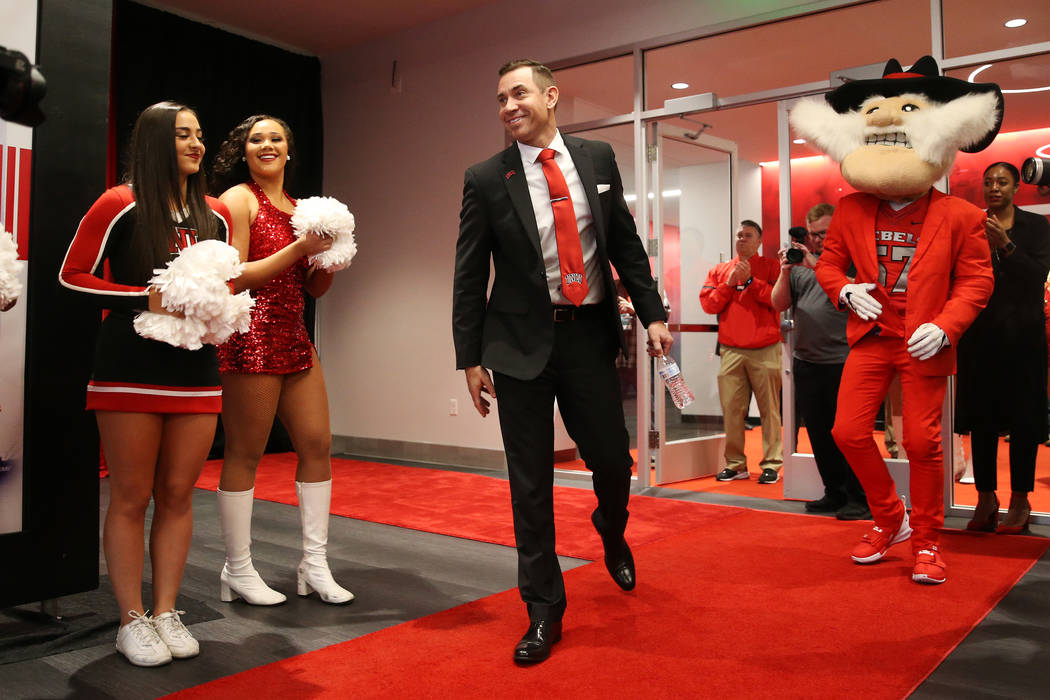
[{"xmin": 0, "ymin": 577, "xmax": 222, "ymax": 665}]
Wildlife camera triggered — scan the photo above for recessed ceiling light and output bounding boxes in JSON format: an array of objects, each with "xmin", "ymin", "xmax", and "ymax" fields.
[
  {"xmin": 968, "ymin": 63, "xmax": 1050, "ymax": 93},
  {"xmin": 671, "ymin": 82, "xmax": 690, "ymax": 90},
  {"xmin": 793, "ymin": 138, "xmax": 805, "ymax": 144},
  {"xmin": 1004, "ymin": 18, "xmax": 1027, "ymax": 28}
]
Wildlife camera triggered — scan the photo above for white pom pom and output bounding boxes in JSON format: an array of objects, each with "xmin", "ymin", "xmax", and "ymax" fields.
[
  {"xmin": 0, "ymin": 229, "xmax": 26, "ymax": 308},
  {"xmin": 291, "ymin": 196, "xmax": 358, "ymax": 271},
  {"xmin": 291, "ymin": 196, "xmax": 355, "ymax": 239},
  {"xmin": 134, "ymin": 313, "xmax": 209, "ymax": 351},
  {"xmin": 134, "ymin": 240, "xmax": 253, "ymax": 349},
  {"xmin": 309, "ymin": 228, "xmax": 357, "ymax": 271},
  {"xmin": 200, "ymin": 291, "xmax": 254, "ymax": 346}
]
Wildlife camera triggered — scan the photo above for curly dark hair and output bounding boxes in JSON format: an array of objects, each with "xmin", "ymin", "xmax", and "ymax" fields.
[{"xmin": 210, "ymin": 114, "xmax": 297, "ymax": 195}]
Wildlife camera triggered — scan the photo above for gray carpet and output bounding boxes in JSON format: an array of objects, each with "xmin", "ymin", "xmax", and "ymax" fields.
[
  {"xmin": 0, "ymin": 578, "xmax": 221, "ymax": 667},
  {"xmin": 0, "ymin": 480, "xmax": 585, "ymax": 699}
]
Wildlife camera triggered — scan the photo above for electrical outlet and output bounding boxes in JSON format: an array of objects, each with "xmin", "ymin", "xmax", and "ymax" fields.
[{"xmin": 449, "ymin": 398, "xmax": 458, "ymax": 416}]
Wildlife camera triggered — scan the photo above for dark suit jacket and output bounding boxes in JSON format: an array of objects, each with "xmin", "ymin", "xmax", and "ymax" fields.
[{"xmin": 453, "ymin": 135, "xmax": 666, "ymax": 381}]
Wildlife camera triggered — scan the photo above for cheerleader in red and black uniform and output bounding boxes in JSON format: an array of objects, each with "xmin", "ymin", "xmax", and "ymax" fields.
[
  {"xmin": 59, "ymin": 102, "xmax": 229, "ymax": 666},
  {"xmin": 60, "ymin": 103, "xmax": 332, "ymax": 668},
  {"xmin": 59, "ymin": 102, "xmax": 224, "ymax": 666}
]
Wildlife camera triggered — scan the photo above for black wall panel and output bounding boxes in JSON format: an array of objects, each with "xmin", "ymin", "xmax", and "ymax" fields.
[{"xmin": 0, "ymin": 0, "xmax": 112, "ymax": 608}]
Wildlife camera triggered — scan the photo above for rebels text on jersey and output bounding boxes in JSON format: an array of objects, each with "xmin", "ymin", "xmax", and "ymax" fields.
[{"xmin": 874, "ymin": 196, "xmax": 929, "ymax": 323}]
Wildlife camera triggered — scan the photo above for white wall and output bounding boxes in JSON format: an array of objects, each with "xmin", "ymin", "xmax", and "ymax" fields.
[
  {"xmin": 677, "ymin": 159, "xmax": 764, "ymax": 419},
  {"xmin": 678, "ymin": 161, "xmax": 730, "ymax": 417},
  {"xmin": 318, "ymin": 0, "xmax": 826, "ymax": 451}
]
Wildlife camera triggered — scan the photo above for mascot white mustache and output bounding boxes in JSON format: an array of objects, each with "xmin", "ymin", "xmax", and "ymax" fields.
[{"xmin": 789, "ymin": 56, "xmax": 1001, "ymax": 586}]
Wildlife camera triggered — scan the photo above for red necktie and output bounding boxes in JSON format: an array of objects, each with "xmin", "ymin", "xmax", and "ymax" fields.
[{"xmin": 538, "ymin": 148, "xmax": 588, "ymax": 306}]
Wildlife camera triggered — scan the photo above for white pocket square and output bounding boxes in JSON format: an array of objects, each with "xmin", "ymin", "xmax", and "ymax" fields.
[{"xmin": 597, "ymin": 184, "xmax": 611, "ymax": 194}]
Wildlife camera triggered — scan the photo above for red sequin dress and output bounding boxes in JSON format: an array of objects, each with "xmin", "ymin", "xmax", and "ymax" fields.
[{"xmin": 218, "ymin": 182, "xmax": 313, "ymax": 374}]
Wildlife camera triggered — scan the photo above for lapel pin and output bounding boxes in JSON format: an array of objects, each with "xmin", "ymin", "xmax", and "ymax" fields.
[{"xmin": 505, "ymin": 170, "xmax": 516, "ymax": 179}]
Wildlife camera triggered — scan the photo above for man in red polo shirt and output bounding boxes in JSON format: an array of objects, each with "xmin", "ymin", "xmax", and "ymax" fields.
[{"xmin": 701, "ymin": 220, "xmax": 783, "ymax": 484}]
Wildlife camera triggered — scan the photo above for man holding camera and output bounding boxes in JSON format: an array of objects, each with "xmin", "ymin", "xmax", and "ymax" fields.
[
  {"xmin": 772, "ymin": 204, "xmax": 869, "ymax": 519},
  {"xmin": 700, "ymin": 220, "xmax": 783, "ymax": 484}
]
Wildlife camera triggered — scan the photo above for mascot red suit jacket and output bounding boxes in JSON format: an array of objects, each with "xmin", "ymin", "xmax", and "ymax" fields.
[{"xmin": 818, "ymin": 190, "xmax": 990, "ymax": 377}]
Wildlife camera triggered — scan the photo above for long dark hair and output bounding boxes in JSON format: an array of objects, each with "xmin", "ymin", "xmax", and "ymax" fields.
[
  {"xmin": 126, "ymin": 101, "xmax": 218, "ymax": 278},
  {"xmin": 210, "ymin": 114, "xmax": 297, "ymax": 195}
]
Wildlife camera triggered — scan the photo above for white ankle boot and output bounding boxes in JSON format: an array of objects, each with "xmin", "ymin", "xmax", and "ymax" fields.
[
  {"xmin": 217, "ymin": 487, "xmax": 287, "ymax": 606},
  {"xmin": 296, "ymin": 479, "xmax": 354, "ymax": 604}
]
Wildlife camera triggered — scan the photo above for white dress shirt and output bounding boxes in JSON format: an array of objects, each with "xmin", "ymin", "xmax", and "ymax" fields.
[{"xmin": 517, "ymin": 130, "xmax": 605, "ymax": 305}]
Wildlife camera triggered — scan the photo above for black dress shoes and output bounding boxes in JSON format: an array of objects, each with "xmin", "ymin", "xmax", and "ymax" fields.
[
  {"xmin": 836, "ymin": 501, "xmax": 872, "ymax": 521},
  {"xmin": 604, "ymin": 541, "xmax": 636, "ymax": 591},
  {"xmin": 591, "ymin": 512, "xmax": 636, "ymax": 591},
  {"xmin": 514, "ymin": 620, "xmax": 562, "ymax": 663},
  {"xmin": 804, "ymin": 495, "xmax": 844, "ymax": 513}
]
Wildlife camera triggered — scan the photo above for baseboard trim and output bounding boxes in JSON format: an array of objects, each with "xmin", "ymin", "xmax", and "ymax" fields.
[
  {"xmin": 331, "ymin": 437, "xmax": 581, "ymax": 473},
  {"xmin": 332, "ymin": 435, "xmax": 509, "ymax": 471}
]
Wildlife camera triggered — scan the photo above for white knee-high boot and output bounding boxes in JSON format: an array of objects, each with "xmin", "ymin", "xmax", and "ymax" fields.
[
  {"xmin": 217, "ymin": 487, "xmax": 287, "ymax": 605},
  {"xmin": 296, "ymin": 479, "xmax": 354, "ymax": 604}
]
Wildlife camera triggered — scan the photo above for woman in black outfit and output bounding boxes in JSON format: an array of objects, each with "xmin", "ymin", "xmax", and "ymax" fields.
[{"xmin": 956, "ymin": 161, "xmax": 1050, "ymax": 533}]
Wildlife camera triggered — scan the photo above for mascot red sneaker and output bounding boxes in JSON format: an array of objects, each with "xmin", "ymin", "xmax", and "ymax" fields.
[{"xmin": 790, "ymin": 56, "xmax": 1001, "ymax": 585}]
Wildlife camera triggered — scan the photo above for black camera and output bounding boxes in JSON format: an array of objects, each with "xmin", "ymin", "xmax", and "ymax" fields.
[
  {"xmin": 785, "ymin": 226, "xmax": 808, "ymax": 264},
  {"xmin": 0, "ymin": 46, "xmax": 46, "ymax": 127},
  {"xmin": 1021, "ymin": 157, "xmax": 1050, "ymax": 187}
]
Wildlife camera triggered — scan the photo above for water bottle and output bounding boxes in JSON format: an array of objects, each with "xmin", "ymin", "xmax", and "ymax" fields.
[{"xmin": 657, "ymin": 355, "xmax": 695, "ymax": 409}]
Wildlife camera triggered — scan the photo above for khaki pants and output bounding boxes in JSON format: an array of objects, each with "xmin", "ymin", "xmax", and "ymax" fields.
[{"xmin": 717, "ymin": 343, "xmax": 783, "ymax": 472}]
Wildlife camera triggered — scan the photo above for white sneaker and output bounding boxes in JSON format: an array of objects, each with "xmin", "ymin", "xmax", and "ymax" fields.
[
  {"xmin": 115, "ymin": 611, "xmax": 172, "ymax": 667},
  {"xmin": 153, "ymin": 609, "xmax": 200, "ymax": 659}
]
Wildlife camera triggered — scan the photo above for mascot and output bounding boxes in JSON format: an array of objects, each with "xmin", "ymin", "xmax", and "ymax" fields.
[{"xmin": 790, "ymin": 56, "xmax": 1001, "ymax": 585}]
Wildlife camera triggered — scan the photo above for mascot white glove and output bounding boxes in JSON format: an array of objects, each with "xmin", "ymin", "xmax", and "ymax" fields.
[
  {"xmin": 907, "ymin": 322, "xmax": 948, "ymax": 360},
  {"xmin": 839, "ymin": 283, "xmax": 882, "ymax": 320}
]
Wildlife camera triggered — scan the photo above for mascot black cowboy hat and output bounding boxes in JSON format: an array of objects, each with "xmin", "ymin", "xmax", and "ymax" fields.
[{"xmin": 826, "ymin": 55, "xmax": 1004, "ymax": 153}]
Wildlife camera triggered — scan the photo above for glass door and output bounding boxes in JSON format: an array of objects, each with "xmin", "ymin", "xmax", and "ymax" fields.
[{"xmin": 646, "ymin": 119, "xmax": 740, "ymax": 485}]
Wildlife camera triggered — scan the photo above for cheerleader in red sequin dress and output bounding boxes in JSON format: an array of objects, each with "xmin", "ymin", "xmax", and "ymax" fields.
[{"xmin": 211, "ymin": 115, "xmax": 352, "ymax": 605}]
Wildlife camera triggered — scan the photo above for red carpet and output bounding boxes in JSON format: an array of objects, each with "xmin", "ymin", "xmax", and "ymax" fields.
[
  {"xmin": 168, "ymin": 509, "xmax": 1048, "ymax": 700},
  {"xmin": 595, "ymin": 429, "xmax": 1050, "ymax": 511},
  {"xmin": 645, "ymin": 428, "xmax": 894, "ymax": 499},
  {"xmin": 195, "ymin": 454, "xmax": 729, "ymax": 561}
]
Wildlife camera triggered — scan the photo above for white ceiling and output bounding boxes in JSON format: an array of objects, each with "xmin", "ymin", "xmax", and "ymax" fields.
[
  {"xmin": 144, "ymin": 0, "xmax": 1049, "ymax": 166},
  {"xmin": 139, "ymin": 0, "xmax": 497, "ymax": 55}
]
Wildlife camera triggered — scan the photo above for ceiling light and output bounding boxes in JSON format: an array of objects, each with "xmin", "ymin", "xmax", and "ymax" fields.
[
  {"xmin": 793, "ymin": 139, "xmax": 805, "ymax": 144},
  {"xmin": 1004, "ymin": 18, "xmax": 1027, "ymax": 28},
  {"xmin": 671, "ymin": 82, "xmax": 690, "ymax": 90},
  {"xmin": 967, "ymin": 64, "xmax": 1050, "ymax": 93},
  {"xmin": 968, "ymin": 64, "xmax": 993, "ymax": 82},
  {"xmin": 624, "ymin": 189, "xmax": 683, "ymax": 202}
]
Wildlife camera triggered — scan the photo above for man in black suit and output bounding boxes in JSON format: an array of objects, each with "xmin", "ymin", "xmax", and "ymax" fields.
[{"xmin": 452, "ymin": 59, "xmax": 673, "ymax": 663}]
